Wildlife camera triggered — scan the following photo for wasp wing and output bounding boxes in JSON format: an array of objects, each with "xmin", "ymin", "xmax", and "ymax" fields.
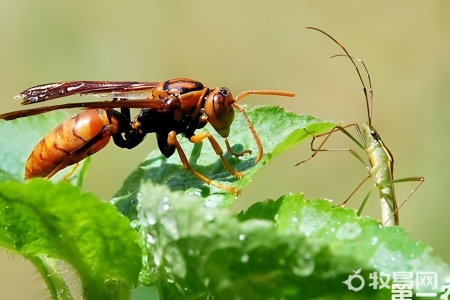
[
  {"xmin": 0, "ymin": 97, "xmax": 181, "ymax": 121},
  {"xmin": 16, "ymin": 81, "xmax": 160, "ymax": 104}
]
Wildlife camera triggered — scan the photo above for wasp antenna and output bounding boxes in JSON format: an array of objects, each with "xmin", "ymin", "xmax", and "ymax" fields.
[
  {"xmin": 232, "ymin": 102, "xmax": 263, "ymax": 163},
  {"xmin": 234, "ymin": 90, "xmax": 295, "ymax": 103},
  {"xmin": 307, "ymin": 26, "xmax": 373, "ymax": 126},
  {"xmin": 231, "ymin": 90, "xmax": 294, "ymax": 162}
]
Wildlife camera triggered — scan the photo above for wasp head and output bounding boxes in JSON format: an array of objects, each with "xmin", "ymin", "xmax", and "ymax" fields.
[{"xmin": 203, "ymin": 87, "xmax": 235, "ymax": 137}]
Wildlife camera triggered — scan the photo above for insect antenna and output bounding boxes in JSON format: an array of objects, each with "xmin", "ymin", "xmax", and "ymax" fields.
[
  {"xmin": 333, "ymin": 56, "xmax": 374, "ymax": 126},
  {"xmin": 233, "ymin": 90, "xmax": 295, "ymax": 162},
  {"xmin": 306, "ymin": 27, "xmax": 373, "ymax": 126}
]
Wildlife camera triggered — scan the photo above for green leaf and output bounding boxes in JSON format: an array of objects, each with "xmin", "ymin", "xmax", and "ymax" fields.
[
  {"xmin": 0, "ymin": 111, "xmax": 87, "ymax": 184},
  {"xmin": 241, "ymin": 194, "xmax": 450, "ymax": 296},
  {"xmin": 113, "ymin": 105, "xmax": 336, "ymax": 220},
  {"xmin": 0, "ymin": 180, "xmax": 141, "ymax": 300},
  {"xmin": 136, "ymin": 183, "xmax": 393, "ymax": 299},
  {"xmin": 135, "ymin": 184, "xmax": 450, "ymax": 299},
  {"xmin": 2, "ymin": 105, "xmax": 448, "ymax": 300}
]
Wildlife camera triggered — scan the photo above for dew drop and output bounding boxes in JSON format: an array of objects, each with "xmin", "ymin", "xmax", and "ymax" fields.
[
  {"xmin": 57, "ymin": 288, "xmax": 65, "ymax": 295},
  {"xmin": 161, "ymin": 197, "xmax": 170, "ymax": 211},
  {"xmin": 240, "ymin": 254, "xmax": 249, "ymax": 263},
  {"xmin": 146, "ymin": 234, "xmax": 155, "ymax": 245},
  {"xmin": 145, "ymin": 211, "xmax": 156, "ymax": 225},
  {"xmin": 371, "ymin": 237, "xmax": 379, "ymax": 246},
  {"xmin": 336, "ymin": 222, "xmax": 362, "ymax": 241},
  {"xmin": 291, "ymin": 251, "xmax": 315, "ymax": 276},
  {"xmin": 130, "ymin": 220, "xmax": 140, "ymax": 229},
  {"xmin": 204, "ymin": 213, "xmax": 214, "ymax": 222},
  {"xmin": 104, "ymin": 278, "xmax": 119, "ymax": 292}
]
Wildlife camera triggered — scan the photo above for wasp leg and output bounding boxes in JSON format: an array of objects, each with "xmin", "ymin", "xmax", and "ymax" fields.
[
  {"xmin": 43, "ymin": 161, "xmax": 78, "ymax": 180},
  {"xmin": 108, "ymin": 109, "xmax": 146, "ymax": 149},
  {"xmin": 189, "ymin": 132, "xmax": 243, "ymax": 179},
  {"xmin": 112, "ymin": 130, "xmax": 146, "ymax": 149},
  {"xmin": 167, "ymin": 131, "xmax": 241, "ymax": 195},
  {"xmin": 62, "ymin": 163, "xmax": 79, "ymax": 180}
]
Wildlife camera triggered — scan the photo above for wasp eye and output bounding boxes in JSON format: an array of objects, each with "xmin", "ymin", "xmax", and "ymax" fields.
[{"xmin": 218, "ymin": 87, "xmax": 229, "ymax": 97}]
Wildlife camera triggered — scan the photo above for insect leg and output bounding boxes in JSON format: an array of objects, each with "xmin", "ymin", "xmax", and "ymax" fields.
[
  {"xmin": 108, "ymin": 109, "xmax": 146, "ymax": 149},
  {"xmin": 343, "ymin": 182, "xmax": 397, "ymax": 226},
  {"xmin": 356, "ymin": 184, "xmax": 377, "ymax": 216},
  {"xmin": 296, "ymin": 124, "xmax": 366, "ymax": 167},
  {"xmin": 380, "ymin": 177, "xmax": 425, "ymax": 226},
  {"xmin": 167, "ymin": 131, "xmax": 241, "ymax": 194},
  {"xmin": 297, "ymin": 124, "xmax": 377, "ymax": 211},
  {"xmin": 62, "ymin": 163, "xmax": 79, "ymax": 180},
  {"xmin": 189, "ymin": 132, "xmax": 243, "ymax": 178},
  {"xmin": 338, "ymin": 173, "xmax": 372, "ymax": 206}
]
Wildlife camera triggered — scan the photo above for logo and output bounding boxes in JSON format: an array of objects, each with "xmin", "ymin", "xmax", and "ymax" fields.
[
  {"xmin": 342, "ymin": 269, "xmax": 450, "ymax": 299},
  {"xmin": 343, "ymin": 269, "xmax": 365, "ymax": 292}
]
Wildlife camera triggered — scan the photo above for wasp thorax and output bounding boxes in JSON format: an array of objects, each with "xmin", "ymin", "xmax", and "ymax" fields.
[
  {"xmin": 203, "ymin": 87, "xmax": 235, "ymax": 137},
  {"xmin": 164, "ymin": 78, "xmax": 204, "ymax": 96}
]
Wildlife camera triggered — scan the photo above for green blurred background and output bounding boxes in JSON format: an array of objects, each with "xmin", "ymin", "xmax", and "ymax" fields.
[{"xmin": 0, "ymin": 1, "xmax": 449, "ymax": 298}]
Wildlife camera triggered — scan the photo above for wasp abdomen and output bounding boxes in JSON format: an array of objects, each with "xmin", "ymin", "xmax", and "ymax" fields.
[{"xmin": 25, "ymin": 109, "xmax": 112, "ymax": 179}]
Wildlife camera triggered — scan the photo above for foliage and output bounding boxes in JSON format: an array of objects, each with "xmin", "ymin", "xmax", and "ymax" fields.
[{"xmin": 0, "ymin": 106, "xmax": 448, "ymax": 299}]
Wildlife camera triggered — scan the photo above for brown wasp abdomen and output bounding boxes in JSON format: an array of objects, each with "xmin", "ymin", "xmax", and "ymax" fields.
[{"xmin": 25, "ymin": 109, "xmax": 112, "ymax": 179}]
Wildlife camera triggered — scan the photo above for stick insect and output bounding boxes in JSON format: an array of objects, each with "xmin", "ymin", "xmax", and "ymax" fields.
[{"xmin": 297, "ymin": 27, "xmax": 424, "ymax": 226}]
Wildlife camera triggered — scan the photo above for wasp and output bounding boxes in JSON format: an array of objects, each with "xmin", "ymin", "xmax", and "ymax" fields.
[
  {"xmin": 0, "ymin": 78, "xmax": 294, "ymax": 194},
  {"xmin": 297, "ymin": 27, "xmax": 424, "ymax": 225}
]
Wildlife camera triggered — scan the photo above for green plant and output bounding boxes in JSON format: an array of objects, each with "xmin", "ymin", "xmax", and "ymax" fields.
[{"xmin": 0, "ymin": 106, "xmax": 448, "ymax": 299}]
